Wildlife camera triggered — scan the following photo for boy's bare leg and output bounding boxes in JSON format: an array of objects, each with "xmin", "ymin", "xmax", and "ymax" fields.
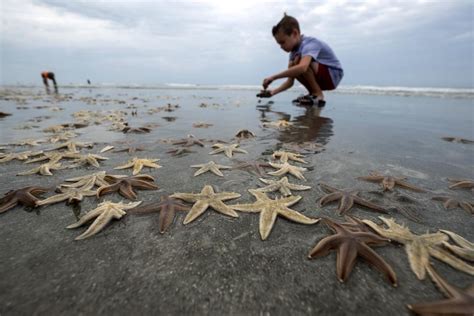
[{"xmin": 294, "ymin": 57, "xmax": 324, "ymax": 100}]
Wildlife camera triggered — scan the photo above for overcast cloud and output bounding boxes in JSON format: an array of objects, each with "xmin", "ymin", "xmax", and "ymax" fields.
[{"xmin": 1, "ymin": 0, "xmax": 473, "ymax": 87}]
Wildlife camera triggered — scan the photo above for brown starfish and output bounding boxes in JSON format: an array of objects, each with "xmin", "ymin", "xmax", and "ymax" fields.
[
  {"xmin": 172, "ymin": 135, "xmax": 205, "ymax": 147},
  {"xmin": 407, "ymin": 264, "xmax": 474, "ymax": 315},
  {"xmin": 440, "ymin": 230, "xmax": 474, "ymax": 261},
  {"xmin": 441, "ymin": 136, "xmax": 474, "ymax": 144},
  {"xmin": 128, "ymin": 196, "xmax": 191, "ymax": 233},
  {"xmin": 231, "ymin": 159, "xmax": 272, "ymax": 177},
  {"xmin": 308, "ymin": 217, "xmax": 397, "ymax": 286},
  {"xmin": 448, "ymin": 178, "xmax": 474, "ymax": 192},
  {"xmin": 432, "ymin": 196, "xmax": 473, "ymax": 214},
  {"xmin": 318, "ymin": 183, "xmax": 388, "ymax": 215},
  {"xmin": 0, "ymin": 186, "xmax": 50, "ymax": 213},
  {"xmin": 97, "ymin": 174, "xmax": 158, "ymax": 200},
  {"xmin": 234, "ymin": 129, "xmax": 256, "ymax": 140},
  {"xmin": 166, "ymin": 147, "xmax": 195, "ymax": 157},
  {"xmin": 122, "ymin": 126, "xmax": 151, "ymax": 134},
  {"xmin": 357, "ymin": 172, "xmax": 426, "ymax": 192}
]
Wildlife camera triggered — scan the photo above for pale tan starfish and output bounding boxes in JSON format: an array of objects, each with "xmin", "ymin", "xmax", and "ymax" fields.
[
  {"xmin": 262, "ymin": 120, "xmax": 292, "ymax": 129},
  {"xmin": 66, "ymin": 153, "xmax": 109, "ymax": 168},
  {"xmin": 114, "ymin": 157, "xmax": 162, "ymax": 175},
  {"xmin": 17, "ymin": 161, "xmax": 64, "ymax": 176},
  {"xmin": 25, "ymin": 151, "xmax": 75, "ymax": 164},
  {"xmin": 439, "ymin": 229, "xmax": 474, "ymax": 261},
  {"xmin": 50, "ymin": 140, "xmax": 94, "ymax": 153},
  {"xmin": 209, "ymin": 143, "xmax": 248, "ymax": 158},
  {"xmin": 47, "ymin": 131, "xmax": 78, "ymax": 143},
  {"xmin": 268, "ymin": 161, "xmax": 308, "ymax": 180},
  {"xmin": 67, "ymin": 201, "xmax": 142, "ymax": 240},
  {"xmin": 0, "ymin": 150, "xmax": 43, "ymax": 163},
  {"xmin": 362, "ymin": 217, "xmax": 474, "ymax": 279},
  {"xmin": 36, "ymin": 179, "xmax": 97, "ymax": 205},
  {"xmin": 432, "ymin": 196, "xmax": 474, "ymax": 214},
  {"xmin": 191, "ymin": 161, "xmax": 232, "ymax": 177},
  {"xmin": 448, "ymin": 178, "xmax": 474, "ymax": 192},
  {"xmin": 43, "ymin": 124, "xmax": 67, "ymax": 133},
  {"xmin": 357, "ymin": 172, "xmax": 426, "ymax": 192},
  {"xmin": 257, "ymin": 177, "xmax": 311, "ymax": 196},
  {"xmin": 99, "ymin": 145, "xmax": 114, "ymax": 153},
  {"xmin": 229, "ymin": 189, "xmax": 319, "ymax": 240},
  {"xmin": 12, "ymin": 138, "xmax": 46, "ymax": 146},
  {"xmin": 272, "ymin": 151, "xmax": 308, "ymax": 164},
  {"xmin": 170, "ymin": 185, "xmax": 240, "ymax": 224},
  {"xmin": 60, "ymin": 171, "xmax": 113, "ymax": 189}
]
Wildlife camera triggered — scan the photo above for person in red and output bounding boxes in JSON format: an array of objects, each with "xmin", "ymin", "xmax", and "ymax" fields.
[{"xmin": 41, "ymin": 71, "xmax": 58, "ymax": 93}]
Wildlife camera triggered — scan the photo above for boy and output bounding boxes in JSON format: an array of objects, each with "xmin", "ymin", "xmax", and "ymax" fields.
[
  {"xmin": 259, "ymin": 14, "xmax": 343, "ymax": 107},
  {"xmin": 41, "ymin": 71, "xmax": 58, "ymax": 94}
]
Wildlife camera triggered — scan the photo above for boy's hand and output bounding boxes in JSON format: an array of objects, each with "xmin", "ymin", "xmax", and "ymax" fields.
[
  {"xmin": 256, "ymin": 89, "xmax": 273, "ymax": 98},
  {"xmin": 262, "ymin": 77, "xmax": 274, "ymax": 89}
]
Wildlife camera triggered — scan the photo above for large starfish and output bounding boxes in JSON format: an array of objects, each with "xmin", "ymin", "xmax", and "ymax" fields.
[
  {"xmin": 231, "ymin": 159, "xmax": 272, "ymax": 177},
  {"xmin": 128, "ymin": 196, "xmax": 191, "ymax": 233},
  {"xmin": 432, "ymin": 196, "xmax": 473, "ymax": 214},
  {"xmin": 209, "ymin": 143, "xmax": 248, "ymax": 158},
  {"xmin": 191, "ymin": 161, "xmax": 232, "ymax": 177},
  {"xmin": 447, "ymin": 178, "xmax": 474, "ymax": 192},
  {"xmin": 36, "ymin": 179, "xmax": 97, "ymax": 205},
  {"xmin": 229, "ymin": 189, "xmax": 319, "ymax": 240},
  {"xmin": 439, "ymin": 230, "xmax": 474, "ymax": 261},
  {"xmin": 0, "ymin": 186, "xmax": 50, "ymax": 213},
  {"xmin": 171, "ymin": 134, "xmax": 205, "ymax": 147},
  {"xmin": 67, "ymin": 201, "xmax": 142, "ymax": 240},
  {"xmin": 308, "ymin": 217, "xmax": 397, "ymax": 286},
  {"xmin": 114, "ymin": 157, "xmax": 162, "ymax": 175},
  {"xmin": 170, "ymin": 185, "xmax": 241, "ymax": 224},
  {"xmin": 272, "ymin": 151, "xmax": 308, "ymax": 164},
  {"xmin": 65, "ymin": 153, "xmax": 109, "ymax": 168},
  {"xmin": 257, "ymin": 177, "xmax": 311, "ymax": 196},
  {"xmin": 60, "ymin": 171, "xmax": 111, "ymax": 189},
  {"xmin": 318, "ymin": 183, "xmax": 388, "ymax": 215},
  {"xmin": 357, "ymin": 172, "xmax": 426, "ymax": 192},
  {"xmin": 50, "ymin": 140, "xmax": 94, "ymax": 153},
  {"xmin": 97, "ymin": 174, "xmax": 158, "ymax": 200},
  {"xmin": 362, "ymin": 217, "xmax": 474, "ymax": 279},
  {"xmin": 17, "ymin": 161, "xmax": 64, "ymax": 176},
  {"xmin": 407, "ymin": 264, "xmax": 474, "ymax": 315},
  {"xmin": 268, "ymin": 161, "xmax": 308, "ymax": 180},
  {"xmin": 0, "ymin": 150, "xmax": 43, "ymax": 163}
]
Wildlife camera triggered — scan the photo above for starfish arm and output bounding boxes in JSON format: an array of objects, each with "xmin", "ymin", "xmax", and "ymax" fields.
[
  {"xmin": 278, "ymin": 207, "xmax": 319, "ymax": 225},
  {"xmin": 114, "ymin": 161, "xmax": 135, "ymax": 170},
  {"xmin": 336, "ymin": 242, "xmax": 359, "ymax": 282},
  {"xmin": 170, "ymin": 193, "xmax": 199, "ymax": 202},
  {"xmin": 183, "ymin": 200, "xmax": 209, "ymax": 224},
  {"xmin": 268, "ymin": 168, "xmax": 287, "ymax": 177},
  {"xmin": 234, "ymin": 148, "xmax": 248, "ymax": 154},
  {"xmin": 440, "ymin": 230, "xmax": 474, "ymax": 249},
  {"xmin": 36, "ymin": 193, "xmax": 69, "ymax": 206},
  {"xmin": 67, "ymin": 206, "xmax": 104, "ymax": 229},
  {"xmin": 143, "ymin": 161, "xmax": 162, "ymax": 169},
  {"xmin": 259, "ymin": 208, "xmax": 278, "ymax": 240},
  {"xmin": 308, "ymin": 235, "xmax": 340, "ymax": 258},
  {"xmin": 97, "ymin": 183, "xmax": 121, "ymax": 198},
  {"xmin": 460, "ymin": 201, "xmax": 474, "ymax": 214},
  {"xmin": 0, "ymin": 197, "xmax": 17, "ymax": 213},
  {"xmin": 394, "ymin": 179, "xmax": 426, "ymax": 192},
  {"xmin": 442, "ymin": 242, "xmax": 474, "ymax": 261},
  {"xmin": 208, "ymin": 148, "xmax": 224, "ymax": 155},
  {"xmin": 209, "ymin": 166, "xmax": 225, "ymax": 177},
  {"xmin": 357, "ymin": 175, "xmax": 385, "ymax": 182},
  {"xmin": 408, "ymin": 299, "xmax": 474, "ymax": 315},
  {"xmin": 129, "ymin": 179, "xmax": 159, "ymax": 190},
  {"xmin": 159, "ymin": 207, "xmax": 176, "ymax": 233},
  {"xmin": 132, "ymin": 162, "xmax": 144, "ymax": 175},
  {"xmin": 257, "ymin": 183, "xmax": 280, "ymax": 193},
  {"xmin": 289, "ymin": 168, "xmax": 306, "ymax": 180},
  {"xmin": 118, "ymin": 183, "xmax": 138, "ymax": 200},
  {"xmin": 448, "ymin": 180, "xmax": 474, "ymax": 189},
  {"xmin": 319, "ymin": 192, "xmax": 342, "ymax": 206},
  {"xmin": 286, "ymin": 183, "xmax": 312, "ymax": 191},
  {"xmin": 358, "ymin": 243, "xmax": 398, "ymax": 286},
  {"xmin": 193, "ymin": 166, "xmax": 211, "ymax": 177},
  {"xmin": 319, "ymin": 183, "xmax": 339, "ymax": 193},
  {"xmin": 426, "ymin": 265, "xmax": 465, "ymax": 298},
  {"xmin": 210, "ymin": 200, "xmax": 239, "ymax": 218},
  {"xmin": 429, "ymin": 247, "xmax": 474, "ymax": 275},
  {"xmin": 361, "ymin": 219, "xmax": 409, "ymax": 243},
  {"xmin": 422, "ymin": 233, "xmax": 449, "ymax": 244},
  {"xmin": 74, "ymin": 208, "xmax": 126, "ymax": 240},
  {"xmin": 17, "ymin": 167, "xmax": 40, "ymax": 176},
  {"xmin": 129, "ymin": 203, "xmax": 160, "ymax": 214},
  {"xmin": 353, "ymin": 196, "xmax": 387, "ymax": 213},
  {"xmin": 279, "ymin": 186, "xmax": 292, "ymax": 196},
  {"xmin": 338, "ymin": 195, "xmax": 354, "ymax": 215},
  {"xmin": 229, "ymin": 202, "xmax": 261, "ymax": 213},
  {"xmin": 406, "ymin": 241, "xmax": 430, "ymax": 280}
]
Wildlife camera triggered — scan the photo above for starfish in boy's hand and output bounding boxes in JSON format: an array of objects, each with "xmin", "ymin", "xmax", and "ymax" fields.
[
  {"xmin": 128, "ymin": 196, "xmax": 191, "ymax": 233},
  {"xmin": 357, "ymin": 172, "xmax": 426, "ymax": 192},
  {"xmin": 432, "ymin": 196, "xmax": 473, "ymax": 214},
  {"xmin": 447, "ymin": 178, "xmax": 474, "ymax": 192},
  {"xmin": 308, "ymin": 217, "xmax": 397, "ymax": 286},
  {"xmin": 170, "ymin": 185, "xmax": 240, "ymax": 224},
  {"xmin": 256, "ymin": 177, "xmax": 311, "ymax": 196},
  {"xmin": 97, "ymin": 174, "xmax": 158, "ymax": 200},
  {"xmin": 268, "ymin": 161, "xmax": 308, "ymax": 180},
  {"xmin": 439, "ymin": 229, "xmax": 474, "ymax": 261},
  {"xmin": 209, "ymin": 143, "xmax": 248, "ymax": 158},
  {"xmin": 191, "ymin": 161, "xmax": 232, "ymax": 177},
  {"xmin": 114, "ymin": 157, "xmax": 162, "ymax": 175},
  {"xmin": 318, "ymin": 182, "xmax": 388, "ymax": 215},
  {"xmin": 17, "ymin": 161, "xmax": 64, "ymax": 176},
  {"xmin": 0, "ymin": 186, "xmax": 50, "ymax": 213},
  {"xmin": 272, "ymin": 150, "xmax": 308, "ymax": 164},
  {"xmin": 36, "ymin": 179, "xmax": 97, "ymax": 205},
  {"xmin": 171, "ymin": 134, "xmax": 205, "ymax": 147}
]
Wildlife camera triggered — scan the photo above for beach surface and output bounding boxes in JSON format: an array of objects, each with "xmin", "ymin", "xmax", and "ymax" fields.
[{"xmin": 0, "ymin": 86, "xmax": 473, "ymax": 315}]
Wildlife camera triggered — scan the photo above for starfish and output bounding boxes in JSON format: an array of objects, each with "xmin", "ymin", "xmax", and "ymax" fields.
[
  {"xmin": 113, "ymin": 146, "xmax": 145, "ymax": 154},
  {"xmin": 43, "ymin": 124, "xmax": 67, "ymax": 133},
  {"xmin": 128, "ymin": 196, "xmax": 191, "ymax": 233},
  {"xmin": 229, "ymin": 189, "xmax": 319, "ymax": 240},
  {"xmin": 0, "ymin": 150, "xmax": 43, "ymax": 163},
  {"xmin": 357, "ymin": 172, "xmax": 426, "ymax": 192},
  {"xmin": 47, "ymin": 131, "xmax": 78, "ymax": 143},
  {"xmin": 166, "ymin": 147, "xmax": 195, "ymax": 157},
  {"xmin": 193, "ymin": 122, "xmax": 213, "ymax": 128},
  {"xmin": 308, "ymin": 217, "xmax": 397, "ymax": 286},
  {"xmin": 209, "ymin": 143, "xmax": 248, "ymax": 158},
  {"xmin": 36, "ymin": 179, "xmax": 97, "ymax": 205},
  {"xmin": 99, "ymin": 145, "xmax": 114, "ymax": 153},
  {"xmin": 234, "ymin": 129, "xmax": 256, "ymax": 139},
  {"xmin": 262, "ymin": 120, "xmax": 292, "ymax": 129},
  {"xmin": 66, "ymin": 153, "xmax": 109, "ymax": 168},
  {"xmin": 432, "ymin": 196, "xmax": 473, "ymax": 214},
  {"xmin": 439, "ymin": 230, "xmax": 474, "ymax": 261},
  {"xmin": 50, "ymin": 140, "xmax": 94, "ymax": 153},
  {"xmin": 272, "ymin": 150, "xmax": 308, "ymax": 164},
  {"xmin": 25, "ymin": 151, "xmax": 75, "ymax": 164},
  {"xmin": 67, "ymin": 201, "xmax": 142, "ymax": 240},
  {"xmin": 0, "ymin": 186, "xmax": 50, "ymax": 213},
  {"xmin": 114, "ymin": 157, "xmax": 162, "ymax": 175},
  {"xmin": 17, "ymin": 161, "xmax": 64, "ymax": 176},
  {"xmin": 170, "ymin": 185, "xmax": 241, "ymax": 224},
  {"xmin": 97, "ymin": 174, "xmax": 158, "ymax": 200},
  {"xmin": 12, "ymin": 138, "xmax": 46, "ymax": 146},
  {"xmin": 0, "ymin": 111, "xmax": 12, "ymax": 117},
  {"xmin": 281, "ymin": 141, "xmax": 324, "ymax": 154},
  {"xmin": 318, "ymin": 183, "xmax": 388, "ymax": 215},
  {"xmin": 60, "ymin": 171, "xmax": 111, "ymax": 189},
  {"xmin": 441, "ymin": 136, "xmax": 474, "ymax": 144},
  {"xmin": 447, "ymin": 178, "xmax": 474, "ymax": 192},
  {"xmin": 171, "ymin": 135, "xmax": 205, "ymax": 147},
  {"xmin": 191, "ymin": 161, "xmax": 232, "ymax": 177},
  {"xmin": 362, "ymin": 217, "xmax": 474, "ymax": 279},
  {"xmin": 231, "ymin": 159, "xmax": 272, "ymax": 177},
  {"xmin": 407, "ymin": 264, "xmax": 474, "ymax": 315},
  {"xmin": 257, "ymin": 177, "xmax": 311, "ymax": 196},
  {"xmin": 268, "ymin": 161, "xmax": 308, "ymax": 180},
  {"xmin": 122, "ymin": 126, "xmax": 151, "ymax": 134}
]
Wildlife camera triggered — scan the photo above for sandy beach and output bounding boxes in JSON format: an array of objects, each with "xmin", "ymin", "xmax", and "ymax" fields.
[{"xmin": 0, "ymin": 86, "xmax": 473, "ymax": 315}]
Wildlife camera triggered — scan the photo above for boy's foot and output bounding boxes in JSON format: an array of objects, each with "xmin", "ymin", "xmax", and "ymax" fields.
[
  {"xmin": 298, "ymin": 95, "xmax": 326, "ymax": 107},
  {"xmin": 292, "ymin": 94, "xmax": 311, "ymax": 103}
]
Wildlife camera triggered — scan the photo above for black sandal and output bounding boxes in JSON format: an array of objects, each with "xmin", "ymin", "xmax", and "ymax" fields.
[
  {"xmin": 299, "ymin": 95, "xmax": 326, "ymax": 107},
  {"xmin": 292, "ymin": 94, "xmax": 311, "ymax": 103}
]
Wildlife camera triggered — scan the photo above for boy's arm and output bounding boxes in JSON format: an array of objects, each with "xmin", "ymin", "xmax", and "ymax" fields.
[
  {"xmin": 270, "ymin": 78, "xmax": 294, "ymax": 96},
  {"xmin": 263, "ymin": 56, "xmax": 313, "ymax": 89}
]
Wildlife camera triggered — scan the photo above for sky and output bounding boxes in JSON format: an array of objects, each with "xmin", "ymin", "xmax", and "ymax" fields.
[{"xmin": 1, "ymin": 0, "xmax": 473, "ymax": 88}]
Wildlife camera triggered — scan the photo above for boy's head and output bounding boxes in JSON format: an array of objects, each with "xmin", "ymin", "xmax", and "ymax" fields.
[{"xmin": 272, "ymin": 13, "xmax": 300, "ymax": 52}]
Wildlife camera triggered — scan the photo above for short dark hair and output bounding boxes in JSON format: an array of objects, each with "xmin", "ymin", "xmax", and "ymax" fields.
[{"xmin": 272, "ymin": 13, "xmax": 300, "ymax": 36}]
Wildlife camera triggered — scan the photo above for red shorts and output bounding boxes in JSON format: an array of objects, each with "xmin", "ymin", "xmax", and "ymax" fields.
[{"xmin": 315, "ymin": 63, "xmax": 335, "ymax": 91}]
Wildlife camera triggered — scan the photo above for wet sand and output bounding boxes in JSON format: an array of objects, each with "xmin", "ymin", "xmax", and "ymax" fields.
[{"xmin": 0, "ymin": 87, "xmax": 473, "ymax": 315}]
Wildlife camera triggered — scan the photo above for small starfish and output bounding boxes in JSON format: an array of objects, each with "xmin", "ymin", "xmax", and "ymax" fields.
[
  {"xmin": 97, "ymin": 174, "xmax": 158, "ymax": 200},
  {"xmin": 318, "ymin": 183, "xmax": 388, "ymax": 215},
  {"xmin": 25, "ymin": 151, "xmax": 74, "ymax": 164},
  {"xmin": 193, "ymin": 122, "xmax": 213, "ymax": 128},
  {"xmin": 262, "ymin": 120, "xmax": 292, "ymax": 129},
  {"xmin": 66, "ymin": 153, "xmax": 109, "ymax": 168},
  {"xmin": 170, "ymin": 185, "xmax": 241, "ymax": 224},
  {"xmin": 122, "ymin": 126, "xmax": 151, "ymax": 134},
  {"xmin": 50, "ymin": 140, "xmax": 94, "ymax": 153},
  {"xmin": 0, "ymin": 186, "xmax": 50, "ymax": 213},
  {"xmin": 308, "ymin": 217, "xmax": 397, "ymax": 286},
  {"xmin": 357, "ymin": 172, "xmax": 426, "ymax": 192},
  {"xmin": 113, "ymin": 146, "xmax": 145, "ymax": 154},
  {"xmin": 166, "ymin": 147, "xmax": 195, "ymax": 157},
  {"xmin": 407, "ymin": 264, "xmax": 474, "ymax": 315},
  {"xmin": 47, "ymin": 131, "xmax": 78, "ymax": 143},
  {"xmin": 257, "ymin": 177, "xmax": 311, "ymax": 196},
  {"xmin": 231, "ymin": 159, "xmax": 272, "ymax": 177},
  {"xmin": 440, "ymin": 229, "xmax": 474, "ymax": 261},
  {"xmin": 230, "ymin": 189, "xmax": 318, "ymax": 240},
  {"xmin": 171, "ymin": 135, "xmax": 205, "ymax": 147},
  {"xmin": 268, "ymin": 161, "xmax": 308, "ymax": 180},
  {"xmin": 191, "ymin": 161, "xmax": 232, "ymax": 177},
  {"xmin": 362, "ymin": 217, "xmax": 474, "ymax": 279},
  {"xmin": 448, "ymin": 178, "xmax": 474, "ymax": 192},
  {"xmin": 128, "ymin": 196, "xmax": 191, "ymax": 233},
  {"xmin": 234, "ymin": 129, "xmax": 256, "ymax": 139},
  {"xmin": 114, "ymin": 157, "xmax": 162, "ymax": 175},
  {"xmin": 67, "ymin": 201, "xmax": 142, "ymax": 240},
  {"xmin": 272, "ymin": 151, "xmax": 308, "ymax": 164},
  {"xmin": 36, "ymin": 179, "xmax": 97, "ymax": 205},
  {"xmin": 60, "ymin": 171, "xmax": 111, "ymax": 189},
  {"xmin": 12, "ymin": 138, "xmax": 46, "ymax": 146},
  {"xmin": 432, "ymin": 196, "xmax": 473, "ymax": 214},
  {"xmin": 209, "ymin": 143, "xmax": 248, "ymax": 158},
  {"xmin": 441, "ymin": 136, "xmax": 474, "ymax": 144},
  {"xmin": 0, "ymin": 150, "xmax": 43, "ymax": 163},
  {"xmin": 17, "ymin": 161, "xmax": 64, "ymax": 176},
  {"xmin": 43, "ymin": 124, "xmax": 67, "ymax": 133}
]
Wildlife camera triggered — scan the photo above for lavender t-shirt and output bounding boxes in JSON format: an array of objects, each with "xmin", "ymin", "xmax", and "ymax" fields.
[{"xmin": 289, "ymin": 35, "xmax": 344, "ymax": 87}]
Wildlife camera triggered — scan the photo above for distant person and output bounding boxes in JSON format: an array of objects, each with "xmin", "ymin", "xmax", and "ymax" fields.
[
  {"xmin": 258, "ymin": 13, "xmax": 344, "ymax": 107},
  {"xmin": 41, "ymin": 71, "xmax": 58, "ymax": 94},
  {"xmin": 87, "ymin": 79, "xmax": 91, "ymax": 85}
]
